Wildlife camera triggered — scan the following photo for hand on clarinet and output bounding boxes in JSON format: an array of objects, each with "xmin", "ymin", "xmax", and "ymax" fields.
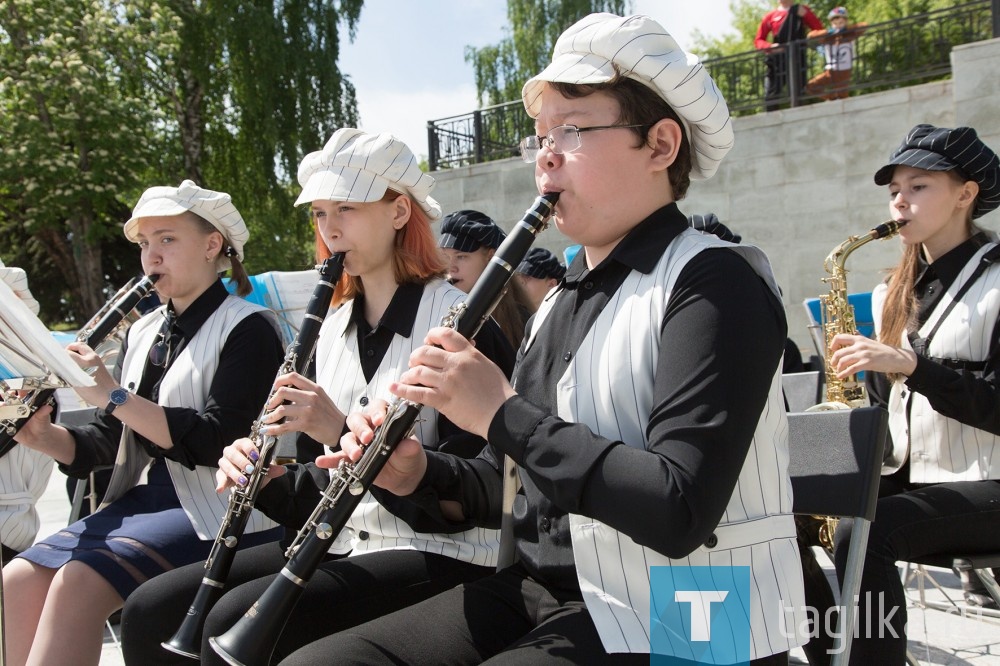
[
  {"xmin": 215, "ymin": 438, "xmax": 286, "ymax": 493},
  {"xmin": 830, "ymin": 333, "xmax": 918, "ymax": 378},
  {"xmin": 259, "ymin": 371, "xmax": 346, "ymax": 446},
  {"xmin": 66, "ymin": 341, "xmax": 115, "ymax": 406},
  {"xmin": 389, "ymin": 326, "xmax": 516, "ymax": 439},
  {"xmin": 319, "ymin": 400, "xmax": 428, "ymax": 497}
]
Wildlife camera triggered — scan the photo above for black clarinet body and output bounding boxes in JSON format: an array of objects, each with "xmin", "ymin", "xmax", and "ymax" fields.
[
  {"xmin": 0, "ymin": 274, "xmax": 160, "ymax": 459},
  {"xmin": 208, "ymin": 193, "xmax": 559, "ymax": 666},
  {"xmin": 162, "ymin": 253, "xmax": 345, "ymax": 660}
]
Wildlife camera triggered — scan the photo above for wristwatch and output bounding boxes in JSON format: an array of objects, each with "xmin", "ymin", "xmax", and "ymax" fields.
[{"xmin": 105, "ymin": 386, "xmax": 130, "ymax": 415}]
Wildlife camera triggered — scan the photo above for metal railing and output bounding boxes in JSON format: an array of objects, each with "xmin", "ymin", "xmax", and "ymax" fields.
[{"xmin": 427, "ymin": 0, "xmax": 995, "ymax": 171}]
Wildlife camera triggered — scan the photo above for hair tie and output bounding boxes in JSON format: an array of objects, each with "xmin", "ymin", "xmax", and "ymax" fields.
[{"xmin": 224, "ymin": 245, "xmax": 237, "ymax": 258}]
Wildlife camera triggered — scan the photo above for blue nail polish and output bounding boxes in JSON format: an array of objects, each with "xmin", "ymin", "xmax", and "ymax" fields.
[
  {"xmin": 238, "ymin": 475, "xmax": 247, "ymax": 486},
  {"xmin": 244, "ymin": 463, "xmax": 255, "ymax": 475},
  {"xmin": 249, "ymin": 449, "xmax": 260, "ymax": 462}
]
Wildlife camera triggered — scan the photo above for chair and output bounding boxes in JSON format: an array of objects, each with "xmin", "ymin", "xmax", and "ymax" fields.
[
  {"xmin": 787, "ymin": 406, "xmax": 888, "ymax": 666},
  {"xmin": 782, "ymin": 370, "xmax": 824, "ymax": 412}
]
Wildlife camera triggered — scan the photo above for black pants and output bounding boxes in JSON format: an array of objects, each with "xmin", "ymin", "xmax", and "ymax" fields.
[
  {"xmin": 120, "ymin": 541, "xmax": 490, "ymax": 665},
  {"xmin": 763, "ymin": 50, "xmax": 808, "ymax": 111},
  {"xmin": 803, "ymin": 475, "xmax": 1000, "ymax": 665},
  {"xmin": 286, "ymin": 561, "xmax": 789, "ymax": 666}
]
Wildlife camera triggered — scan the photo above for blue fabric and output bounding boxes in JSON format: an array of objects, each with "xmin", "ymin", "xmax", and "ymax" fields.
[{"xmin": 17, "ymin": 462, "xmax": 281, "ymax": 599}]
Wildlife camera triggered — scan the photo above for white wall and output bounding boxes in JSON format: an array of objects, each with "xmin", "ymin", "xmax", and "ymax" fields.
[{"xmin": 430, "ymin": 38, "xmax": 1000, "ymax": 358}]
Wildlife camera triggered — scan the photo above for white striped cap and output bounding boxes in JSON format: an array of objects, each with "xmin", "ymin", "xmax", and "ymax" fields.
[
  {"xmin": 124, "ymin": 180, "xmax": 248, "ymax": 270},
  {"xmin": 295, "ymin": 128, "xmax": 441, "ymax": 220},
  {"xmin": 874, "ymin": 124, "xmax": 1000, "ymax": 219},
  {"xmin": 521, "ymin": 13, "xmax": 734, "ymax": 180}
]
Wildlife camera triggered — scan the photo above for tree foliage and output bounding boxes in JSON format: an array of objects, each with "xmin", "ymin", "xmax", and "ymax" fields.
[
  {"xmin": 0, "ymin": 0, "xmax": 363, "ymax": 326},
  {"xmin": 465, "ymin": 0, "xmax": 633, "ymax": 108}
]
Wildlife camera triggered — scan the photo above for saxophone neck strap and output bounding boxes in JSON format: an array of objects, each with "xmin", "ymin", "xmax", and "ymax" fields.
[{"xmin": 908, "ymin": 242, "xmax": 1000, "ymax": 358}]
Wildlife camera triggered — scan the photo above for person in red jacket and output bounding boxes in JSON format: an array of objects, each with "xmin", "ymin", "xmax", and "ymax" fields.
[{"xmin": 755, "ymin": 0, "xmax": 823, "ymax": 110}]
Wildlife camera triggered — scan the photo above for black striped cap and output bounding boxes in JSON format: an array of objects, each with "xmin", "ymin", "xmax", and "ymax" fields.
[
  {"xmin": 874, "ymin": 124, "xmax": 1000, "ymax": 219},
  {"xmin": 516, "ymin": 248, "xmax": 566, "ymax": 280},
  {"xmin": 438, "ymin": 210, "xmax": 505, "ymax": 252}
]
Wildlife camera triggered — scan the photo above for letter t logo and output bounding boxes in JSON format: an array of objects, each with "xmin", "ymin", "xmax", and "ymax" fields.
[{"xmin": 674, "ymin": 590, "xmax": 729, "ymax": 641}]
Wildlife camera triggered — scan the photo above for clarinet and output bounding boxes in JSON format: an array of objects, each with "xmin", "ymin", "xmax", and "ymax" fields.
[
  {"xmin": 209, "ymin": 192, "xmax": 559, "ymax": 666},
  {"xmin": 0, "ymin": 274, "xmax": 160, "ymax": 459},
  {"xmin": 162, "ymin": 253, "xmax": 345, "ymax": 659}
]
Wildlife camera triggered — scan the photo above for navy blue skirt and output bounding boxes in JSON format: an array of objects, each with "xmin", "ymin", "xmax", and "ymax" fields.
[{"xmin": 17, "ymin": 461, "xmax": 281, "ymax": 599}]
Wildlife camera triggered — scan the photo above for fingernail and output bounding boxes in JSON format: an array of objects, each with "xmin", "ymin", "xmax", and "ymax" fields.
[
  {"xmin": 244, "ymin": 463, "xmax": 255, "ymax": 475},
  {"xmin": 249, "ymin": 449, "xmax": 259, "ymax": 462},
  {"xmin": 259, "ymin": 426, "xmax": 271, "ymax": 436},
  {"xmin": 238, "ymin": 476, "xmax": 247, "ymax": 486}
]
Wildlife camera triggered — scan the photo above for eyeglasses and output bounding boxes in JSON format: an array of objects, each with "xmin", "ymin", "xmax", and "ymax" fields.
[{"xmin": 518, "ymin": 124, "xmax": 647, "ymax": 163}]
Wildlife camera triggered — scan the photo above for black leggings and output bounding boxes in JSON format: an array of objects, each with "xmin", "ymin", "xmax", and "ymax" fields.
[
  {"xmin": 120, "ymin": 541, "xmax": 490, "ymax": 665},
  {"xmin": 281, "ymin": 562, "xmax": 789, "ymax": 666}
]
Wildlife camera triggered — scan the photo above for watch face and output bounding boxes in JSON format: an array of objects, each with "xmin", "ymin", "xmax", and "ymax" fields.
[{"xmin": 110, "ymin": 388, "xmax": 129, "ymax": 405}]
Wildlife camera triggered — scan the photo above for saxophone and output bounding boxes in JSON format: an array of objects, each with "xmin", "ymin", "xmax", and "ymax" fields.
[{"xmin": 808, "ymin": 219, "xmax": 901, "ymax": 550}]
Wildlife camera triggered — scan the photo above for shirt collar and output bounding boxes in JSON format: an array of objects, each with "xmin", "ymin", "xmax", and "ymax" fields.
[
  {"xmin": 916, "ymin": 232, "xmax": 990, "ymax": 287},
  {"xmin": 348, "ymin": 281, "xmax": 425, "ymax": 338},
  {"xmin": 562, "ymin": 203, "xmax": 689, "ymax": 285},
  {"xmin": 170, "ymin": 279, "xmax": 228, "ymax": 340}
]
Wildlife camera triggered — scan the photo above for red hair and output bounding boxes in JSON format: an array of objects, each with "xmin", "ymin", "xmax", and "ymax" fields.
[{"xmin": 311, "ymin": 190, "xmax": 446, "ymax": 307}]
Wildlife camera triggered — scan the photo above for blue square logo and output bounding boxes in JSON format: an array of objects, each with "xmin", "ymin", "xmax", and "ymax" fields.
[{"xmin": 650, "ymin": 566, "xmax": 751, "ymax": 665}]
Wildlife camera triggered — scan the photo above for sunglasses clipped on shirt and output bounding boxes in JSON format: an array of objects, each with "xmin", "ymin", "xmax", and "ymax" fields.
[{"xmin": 148, "ymin": 310, "xmax": 176, "ymax": 368}]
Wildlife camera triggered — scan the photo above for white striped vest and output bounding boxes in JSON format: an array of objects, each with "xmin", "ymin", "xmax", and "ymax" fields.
[
  {"xmin": 525, "ymin": 229, "xmax": 807, "ymax": 657},
  {"xmin": 875, "ymin": 241, "xmax": 1000, "ymax": 481},
  {"xmin": 100, "ymin": 296, "xmax": 280, "ymax": 540},
  {"xmin": 317, "ymin": 279, "xmax": 500, "ymax": 567}
]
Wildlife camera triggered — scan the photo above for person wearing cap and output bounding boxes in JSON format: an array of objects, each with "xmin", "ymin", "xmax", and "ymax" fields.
[
  {"xmin": 4, "ymin": 180, "xmax": 285, "ymax": 665},
  {"xmin": 319, "ymin": 12, "xmax": 806, "ymax": 665},
  {"xmin": 0, "ymin": 262, "xmax": 54, "ymax": 565},
  {"xmin": 805, "ymin": 7, "xmax": 868, "ymax": 101},
  {"xmin": 118, "ymin": 129, "xmax": 516, "ymax": 665},
  {"xmin": 439, "ymin": 209, "xmax": 534, "ymax": 346},
  {"xmin": 755, "ymin": 0, "xmax": 824, "ymax": 111},
  {"xmin": 821, "ymin": 124, "xmax": 1000, "ymax": 662},
  {"xmin": 514, "ymin": 247, "xmax": 566, "ymax": 312}
]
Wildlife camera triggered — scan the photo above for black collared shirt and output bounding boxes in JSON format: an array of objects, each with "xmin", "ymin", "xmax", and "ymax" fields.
[
  {"xmin": 419, "ymin": 203, "xmax": 787, "ymax": 594},
  {"xmin": 62, "ymin": 279, "xmax": 284, "ymax": 476},
  {"xmin": 868, "ymin": 232, "xmax": 1000, "ymax": 435},
  {"xmin": 257, "ymin": 281, "xmax": 517, "ymax": 531}
]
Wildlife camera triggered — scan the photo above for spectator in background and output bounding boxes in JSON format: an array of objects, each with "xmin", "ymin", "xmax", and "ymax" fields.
[
  {"xmin": 514, "ymin": 247, "xmax": 565, "ymax": 312},
  {"xmin": 755, "ymin": 0, "xmax": 823, "ymax": 111},
  {"xmin": 806, "ymin": 7, "xmax": 868, "ymax": 101},
  {"xmin": 439, "ymin": 209, "xmax": 533, "ymax": 348}
]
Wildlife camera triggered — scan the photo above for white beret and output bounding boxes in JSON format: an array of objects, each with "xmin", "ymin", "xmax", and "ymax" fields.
[
  {"xmin": 522, "ymin": 13, "xmax": 734, "ymax": 180},
  {"xmin": 124, "ymin": 180, "xmax": 248, "ymax": 272},
  {"xmin": 295, "ymin": 128, "xmax": 441, "ymax": 220}
]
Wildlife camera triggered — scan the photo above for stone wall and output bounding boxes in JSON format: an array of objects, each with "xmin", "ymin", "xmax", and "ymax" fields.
[{"xmin": 430, "ymin": 38, "xmax": 1000, "ymax": 358}]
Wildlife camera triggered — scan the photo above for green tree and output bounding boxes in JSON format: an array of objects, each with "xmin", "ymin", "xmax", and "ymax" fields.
[
  {"xmin": 465, "ymin": 0, "xmax": 633, "ymax": 108},
  {"xmin": 0, "ymin": 1, "xmax": 170, "ymax": 322},
  {"xmin": 0, "ymin": 0, "xmax": 363, "ymax": 325}
]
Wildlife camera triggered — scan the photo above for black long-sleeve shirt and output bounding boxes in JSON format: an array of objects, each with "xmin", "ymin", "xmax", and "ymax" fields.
[
  {"xmin": 60, "ymin": 280, "xmax": 284, "ymax": 476},
  {"xmin": 255, "ymin": 281, "xmax": 516, "ymax": 530},
  {"xmin": 868, "ymin": 232, "xmax": 1000, "ymax": 435},
  {"xmin": 416, "ymin": 203, "xmax": 787, "ymax": 594}
]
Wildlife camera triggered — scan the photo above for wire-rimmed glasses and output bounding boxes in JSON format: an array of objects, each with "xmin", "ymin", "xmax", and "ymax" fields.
[{"xmin": 518, "ymin": 124, "xmax": 647, "ymax": 163}]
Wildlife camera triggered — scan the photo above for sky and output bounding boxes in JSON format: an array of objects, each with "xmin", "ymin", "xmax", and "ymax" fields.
[{"xmin": 338, "ymin": 1, "xmax": 737, "ymax": 160}]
